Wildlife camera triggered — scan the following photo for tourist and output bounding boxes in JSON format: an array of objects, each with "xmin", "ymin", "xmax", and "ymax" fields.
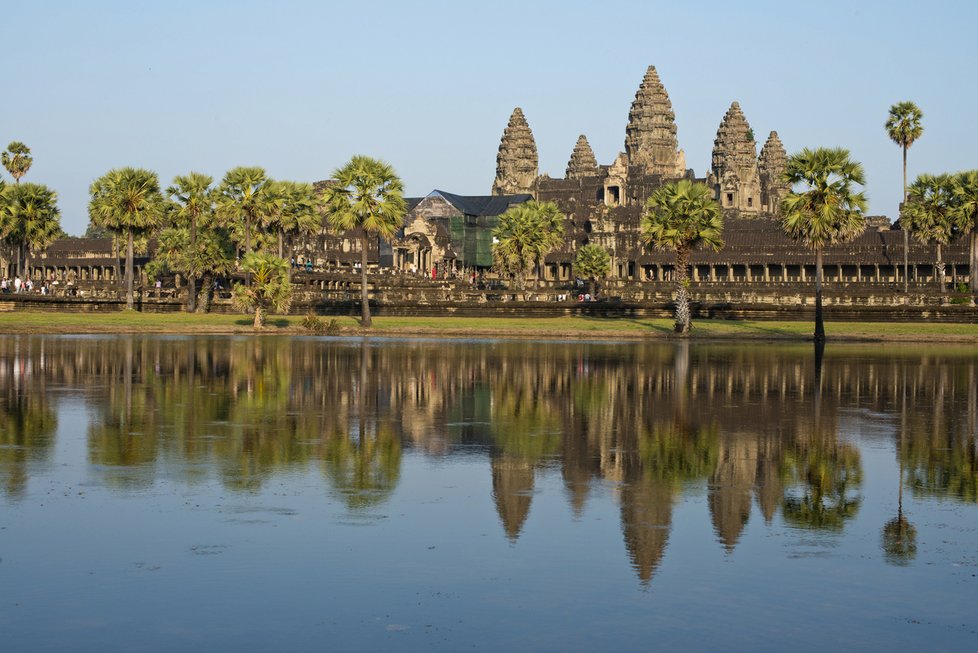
[
  {"xmin": 1, "ymin": 278, "xmax": 7, "ymax": 293},
  {"xmin": 14, "ymin": 276, "xmax": 22, "ymax": 293},
  {"xmin": 155, "ymin": 279, "xmax": 162, "ymax": 298}
]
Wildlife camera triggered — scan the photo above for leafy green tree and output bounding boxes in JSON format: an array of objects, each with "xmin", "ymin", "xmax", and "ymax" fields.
[
  {"xmin": 952, "ymin": 170, "xmax": 978, "ymax": 302},
  {"xmin": 491, "ymin": 200, "xmax": 565, "ymax": 293},
  {"xmin": 267, "ymin": 180, "xmax": 321, "ymax": 277},
  {"xmin": 89, "ymin": 168, "xmax": 166, "ymax": 309},
  {"xmin": 0, "ymin": 182, "xmax": 61, "ymax": 279},
  {"xmin": 573, "ymin": 243, "xmax": 611, "ymax": 297},
  {"xmin": 161, "ymin": 172, "xmax": 236, "ymax": 312},
  {"xmin": 781, "ymin": 148, "xmax": 867, "ymax": 342},
  {"xmin": 1, "ymin": 142, "xmax": 32, "ymax": 183},
  {"xmin": 231, "ymin": 251, "xmax": 292, "ymax": 328},
  {"xmin": 217, "ymin": 166, "xmax": 273, "ymax": 255},
  {"xmin": 886, "ymin": 102, "xmax": 924, "ymax": 293},
  {"xmin": 321, "ymin": 155, "xmax": 406, "ymax": 327},
  {"xmin": 642, "ymin": 180, "xmax": 722, "ymax": 335},
  {"xmin": 901, "ymin": 173, "xmax": 958, "ymax": 300}
]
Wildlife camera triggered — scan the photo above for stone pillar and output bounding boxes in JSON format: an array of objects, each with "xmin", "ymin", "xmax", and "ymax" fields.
[
  {"xmin": 727, "ymin": 265, "xmax": 734, "ymax": 282},
  {"xmin": 745, "ymin": 265, "xmax": 752, "ymax": 282},
  {"xmin": 800, "ymin": 265, "xmax": 806, "ymax": 282},
  {"xmin": 764, "ymin": 265, "xmax": 770, "ymax": 282}
]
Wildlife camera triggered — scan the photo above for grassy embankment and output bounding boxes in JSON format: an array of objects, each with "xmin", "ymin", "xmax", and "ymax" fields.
[{"xmin": 0, "ymin": 310, "xmax": 977, "ymax": 342}]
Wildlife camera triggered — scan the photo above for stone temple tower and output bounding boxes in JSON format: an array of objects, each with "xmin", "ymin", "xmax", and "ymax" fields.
[
  {"xmin": 565, "ymin": 134, "xmax": 599, "ymax": 179},
  {"xmin": 623, "ymin": 65, "xmax": 686, "ymax": 177},
  {"xmin": 492, "ymin": 107, "xmax": 539, "ymax": 196},
  {"xmin": 711, "ymin": 101, "xmax": 762, "ymax": 215},
  {"xmin": 758, "ymin": 131, "xmax": 789, "ymax": 215}
]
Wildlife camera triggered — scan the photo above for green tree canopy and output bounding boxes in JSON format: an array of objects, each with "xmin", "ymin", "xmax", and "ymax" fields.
[
  {"xmin": 216, "ymin": 166, "xmax": 273, "ymax": 255},
  {"xmin": 491, "ymin": 200, "xmax": 565, "ymax": 292},
  {"xmin": 89, "ymin": 167, "xmax": 166, "ymax": 309},
  {"xmin": 780, "ymin": 147, "xmax": 867, "ymax": 341},
  {"xmin": 901, "ymin": 173, "xmax": 958, "ymax": 297},
  {"xmin": 642, "ymin": 179, "xmax": 722, "ymax": 335},
  {"xmin": 231, "ymin": 252, "xmax": 293, "ymax": 328},
  {"xmin": 573, "ymin": 243, "xmax": 611, "ymax": 296},
  {"xmin": 321, "ymin": 155, "xmax": 406, "ymax": 326},
  {"xmin": 0, "ymin": 182, "xmax": 61, "ymax": 280}
]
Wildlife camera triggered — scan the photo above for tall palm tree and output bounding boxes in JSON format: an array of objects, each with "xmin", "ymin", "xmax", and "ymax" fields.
[
  {"xmin": 781, "ymin": 148, "xmax": 867, "ymax": 342},
  {"xmin": 266, "ymin": 180, "xmax": 321, "ymax": 279},
  {"xmin": 1, "ymin": 142, "xmax": 32, "ymax": 183},
  {"xmin": 642, "ymin": 179, "xmax": 723, "ymax": 336},
  {"xmin": 492, "ymin": 200, "xmax": 566, "ymax": 293},
  {"xmin": 216, "ymin": 166, "xmax": 273, "ymax": 256},
  {"xmin": 953, "ymin": 171, "xmax": 978, "ymax": 303},
  {"xmin": 0, "ymin": 182, "xmax": 62, "ymax": 279},
  {"xmin": 321, "ymin": 155, "xmax": 406, "ymax": 327},
  {"xmin": 901, "ymin": 173, "xmax": 958, "ymax": 302},
  {"xmin": 166, "ymin": 173, "xmax": 215, "ymax": 311},
  {"xmin": 89, "ymin": 168, "xmax": 166, "ymax": 309},
  {"xmin": 886, "ymin": 102, "xmax": 924, "ymax": 293}
]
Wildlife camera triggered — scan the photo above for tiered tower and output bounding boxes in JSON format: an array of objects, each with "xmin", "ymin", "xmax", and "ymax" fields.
[
  {"xmin": 758, "ymin": 131, "xmax": 789, "ymax": 214},
  {"xmin": 565, "ymin": 135, "xmax": 599, "ymax": 179},
  {"xmin": 711, "ymin": 102, "xmax": 762, "ymax": 214},
  {"xmin": 491, "ymin": 107, "xmax": 539, "ymax": 196},
  {"xmin": 623, "ymin": 65, "xmax": 686, "ymax": 177}
]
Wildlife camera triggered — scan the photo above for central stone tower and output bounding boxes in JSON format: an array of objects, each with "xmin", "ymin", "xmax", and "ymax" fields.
[
  {"xmin": 492, "ymin": 107, "xmax": 539, "ymax": 196},
  {"xmin": 623, "ymin": 65, "xmax": 686, "ymax": 177}
]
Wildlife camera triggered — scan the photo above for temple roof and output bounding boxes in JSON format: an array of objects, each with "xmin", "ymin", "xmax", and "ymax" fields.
[{"xmin": 431, "ymin": 190, "xmax": 531, "ymax": 217}]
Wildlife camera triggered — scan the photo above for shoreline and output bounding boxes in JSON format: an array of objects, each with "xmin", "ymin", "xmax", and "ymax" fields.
[{"xmin": 1, "ymin": 311, "xmax": 978, "ymax": 343}]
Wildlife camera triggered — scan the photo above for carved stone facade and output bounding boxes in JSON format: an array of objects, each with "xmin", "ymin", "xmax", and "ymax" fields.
[
  {"xmin": 491, "ymin": 108, "xmax": 538, "ymax": 196},
  {"xmin": 710, "ymin": 102, "xmax": 762, "ymax": 215}
]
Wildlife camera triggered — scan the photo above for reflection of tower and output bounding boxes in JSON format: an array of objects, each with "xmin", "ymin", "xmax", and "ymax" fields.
[
  {"xmin": 709, "ymin": 436, "xmax": 758, "ymax": 552},
  {"xmin": 754, "ymin": 435, "xmax": 784, "ymax": 523},
  {"xmin": 491, "ymin": 453, "xmax": 534, "ymax": 541},
  {"xmin": 620, "ymin": 478, "xmax": 674, "ymax": 584}
]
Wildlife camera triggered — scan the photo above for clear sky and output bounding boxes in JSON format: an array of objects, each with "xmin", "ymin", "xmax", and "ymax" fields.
[{"xmin": 5, "ymin": 0, "xmax": 977, "ymax": 235}]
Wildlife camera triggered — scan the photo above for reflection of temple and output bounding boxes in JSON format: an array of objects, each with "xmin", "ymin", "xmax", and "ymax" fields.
[{"xmin": 5, "ymin": 336, "xmax": 978, "ymax": 580}]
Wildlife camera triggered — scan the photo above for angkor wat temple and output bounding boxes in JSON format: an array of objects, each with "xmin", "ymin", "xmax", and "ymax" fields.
[{"xmin": 8, "ymin": 65, "xmax": 972, "ymax": 303}]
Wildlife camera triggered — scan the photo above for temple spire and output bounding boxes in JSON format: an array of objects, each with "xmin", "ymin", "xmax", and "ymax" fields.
[
  {"xmin": 492, "ymin": 107, "xmax": 538, "ymax": 195},
  {"xmin": 623, "ymin": 65, "xmax": 685, "ymax": 176},
  {"xmin": 565, "ymin": 134, "xmax": 599, "ymax": 179},
  {"xmin": 711, "ymin": 101, "xmax": 762, "ymax": 214},
  {"xmin": 759, "ymin": 131, "xmax": 789, "ymax": 214}
]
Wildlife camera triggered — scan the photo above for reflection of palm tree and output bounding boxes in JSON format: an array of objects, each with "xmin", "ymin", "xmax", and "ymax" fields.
[
  {"xmin": 322, "ymin": 425, "xmax": 402, "ymax": 511},
  {"xmin": 0, "ymin": 391, "xmax": 56, "ymax": 498},
  {"xmin": 883, "ymin": 367, "xmax": 917, "ymax": 565},
  {"xmin": 782, "ymin": 435, "xmax": 862, "ymax": 531}
]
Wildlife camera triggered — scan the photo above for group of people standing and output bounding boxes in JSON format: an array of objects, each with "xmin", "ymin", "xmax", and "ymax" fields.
[{"xmin": 1, "ymin": 276, "xmax": 51, "ymax": 295}]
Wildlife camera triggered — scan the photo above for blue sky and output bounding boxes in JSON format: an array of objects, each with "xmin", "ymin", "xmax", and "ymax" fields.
[{"xmin": 5, "ymin": 0, "xmax": 977, "ymax": 235}]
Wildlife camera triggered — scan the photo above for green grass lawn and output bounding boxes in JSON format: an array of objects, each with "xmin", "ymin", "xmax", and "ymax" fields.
[{"xmin": 1, "ymin": 310, "xmax": 977, "ymax": 341}]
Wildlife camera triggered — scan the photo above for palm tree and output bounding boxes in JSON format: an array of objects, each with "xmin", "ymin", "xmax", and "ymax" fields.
[
  {"xmin": 165, "ymin": 173, "xmax": 215, "ymax": 311},
  {"xmin": 574, "ymin": 243, "xmax": 611, "ymax": 297},
  {"xmin": 231, "ymin": 252, "xmax": 293, "ymax": 328},
  {"xmin": 1, "ymin": 142, "xmax": 32, "ymax": 183},
  {"xmin": 321, "ymin": 155, "xmax": 406, "ymax": 327},
  {"xmin": 953, "ymin": 171, "xmax": 978, "ymax": 303},
  {"xmin": 0, "ymin": 182, "xmax": 62, "ymax": 280},
  {"xmin": 491, "ymin": 200, "xmax": 566, "ymax": 293},
  {"xmin": 266, "ymin": 180, "xmax": 321, "ymax": 279},
  {"xmin": 642, "ymin": 180, "xmax": 723, "ymax": 335},
  {"xmin": 901, "ymin": 173, "xmax": 958, "ymax": 302},
  {"xmin": 216, "ymin": 166, "xmax": 273, "ymax": 256},
  {"xmin": 886, "ymin": 102, "xmax": 924, "ymax": 293},
  {"xmin": 89, "ymin": 168, "xmax": 166, "ymax": 309},
  {"xmin": 781, "ymin": 148, "xmax": 867, "ymax": 342}
]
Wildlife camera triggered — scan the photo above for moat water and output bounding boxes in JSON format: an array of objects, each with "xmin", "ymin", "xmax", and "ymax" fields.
[{"xmin": 1, "ymin": 335, "xmax": 976, "ymax": 652}]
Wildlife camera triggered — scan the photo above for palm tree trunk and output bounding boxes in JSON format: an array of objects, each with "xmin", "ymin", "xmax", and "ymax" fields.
[
  {"xmin": 254, "ymin": 305, "xmax": 265, "ymax": 329},
  {"xmin": 16, "ymin": 242, "xmax": 24, "ymax": 280},
  {"xmin": 114, "ymin": 236, "xmax": 122, "ymax": 291},
  {"xmin": 187, "ymin": 215, "xmax": 197, "ymax": 313},
  {"xmin": 197, "ymin": 271, "xmax": 212, "ymax": 313},
  {"xmin": 674, "ymin": 245, "xmax": 691, "ymax": 335},
  {"xmin": 902, "ymin": 145, "xmax": 909, "ymax": 294},
  {"xmin": 970, "ymin": 229, "xmax": 977, "ymax": 305},
  {"xmin": 814, "ymin": 247, "xmax": 825, "ymax": 342},
  {"xmin": 23, "ymin": 243, "xmax": 30, "ymax": 285},
  {"xmin": 936, "ymin": 243, "xmax": 946, "ymax": 303},
  {"xmin": 126, "ymin": 228, "xmax": 135, "ymax": 310},
  {"xmin": 360, "ymin": 232, "xmax": 371, "ymax": 327}
]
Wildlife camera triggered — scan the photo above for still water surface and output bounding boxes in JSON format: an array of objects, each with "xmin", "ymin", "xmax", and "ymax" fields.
[{"xmin": 1, "ymin": 335, "xmax": 976, "ymax": 652}]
